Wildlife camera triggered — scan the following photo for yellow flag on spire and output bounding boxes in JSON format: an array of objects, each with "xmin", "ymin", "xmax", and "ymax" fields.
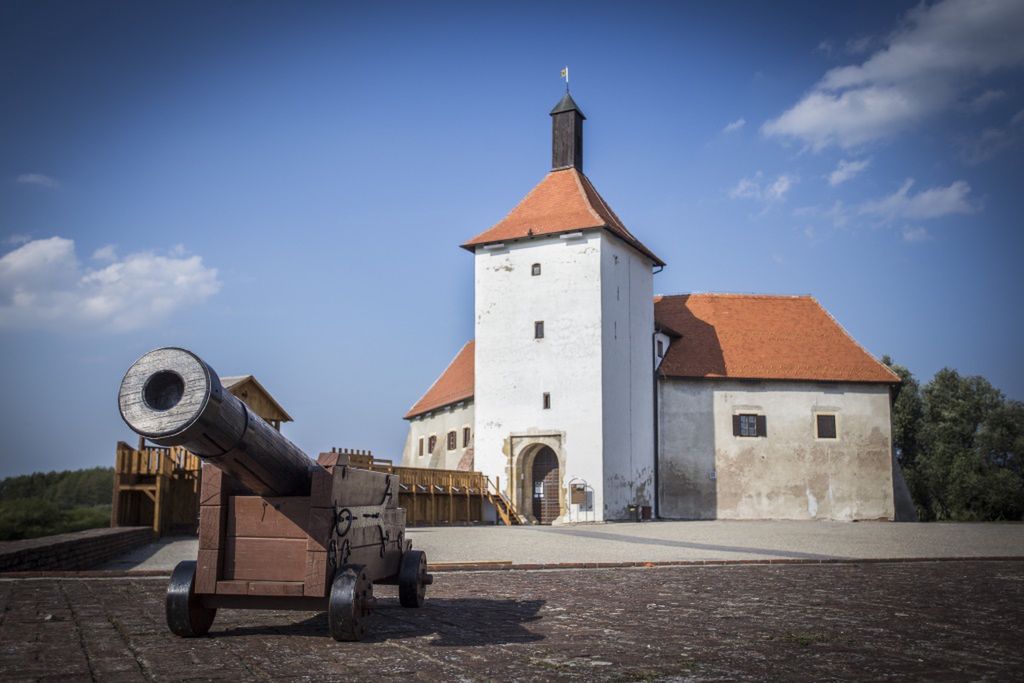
[{"xmin": 560, "ymin": 66, "xmax": 569, "ymax": 82}]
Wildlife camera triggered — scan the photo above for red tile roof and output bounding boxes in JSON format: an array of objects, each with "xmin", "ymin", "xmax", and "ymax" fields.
[
  {"xmin": 654, "ymin": 294, "xmax": 899, "ymax": 384},
  {"xmin": 405, "ymin": 341, "xmax": 475, "ymax": 419},
  {"xmin": 461, "ymin": 168, "xmax": 664, "ymax": 266},
  {"xmin": 407, "ymin": 296, "xmax": 896, "ymax": 416}
]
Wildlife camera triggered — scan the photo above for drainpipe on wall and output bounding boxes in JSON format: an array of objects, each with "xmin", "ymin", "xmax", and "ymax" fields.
[{"xmin": 652, "ymin": 342, "xmax": 660, "ymax": 519}]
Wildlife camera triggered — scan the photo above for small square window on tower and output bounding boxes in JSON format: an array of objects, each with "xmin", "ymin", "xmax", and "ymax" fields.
[
  {"xmin": 428, "ymin": 435, "xmax": 437, "ymax": 452},
  {"xmin": 418, "ymin": 437, "xmax": 424, "ymax": 456},
  {"xmin": 534, "ymin": 321, "xmax": 545, "ymax": 339},
  {"xmin": 656, "ymin": 339, "xmax": 665, "ymax": 358},
  {"xmin": 446, "ymin": 431, "xmax": 457, "ymax": 450},
  {"xmin": 462, "ymin": 426, "xmax": 471, "ymax": 447},
  {"xmin": 531, "ymin": 263, "xmax": 541, "ymax": 276},
  {"xmin": 543, "ymin": 392, "xmax": 551, "ymax": 409}
]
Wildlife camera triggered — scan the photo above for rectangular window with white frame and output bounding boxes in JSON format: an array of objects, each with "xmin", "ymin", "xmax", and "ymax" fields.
[{"xmin": 733, "ymin": 413, "xmax": 767, "ymax": 437}]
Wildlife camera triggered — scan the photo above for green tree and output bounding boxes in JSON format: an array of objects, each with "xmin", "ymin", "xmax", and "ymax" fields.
[
  {"xmin": 917, "ymin": 369, "xmax": 1023, "ymax": 520},
  {"xmin": 883, "ymin": 356, "xmax": 928, "ymax": 518},
  {"xmin": 0, "ymin": 467, "xmax": 115, "ymax": 540},
  {"xmin": 883, "ymin": 359, "xmax": 1023, "ymax": 521}
]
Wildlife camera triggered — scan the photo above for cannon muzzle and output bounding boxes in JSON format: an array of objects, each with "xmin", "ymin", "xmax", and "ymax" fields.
[{"xmin": 118, "ymin": 347, "xmax": 312, "ymax": 496}]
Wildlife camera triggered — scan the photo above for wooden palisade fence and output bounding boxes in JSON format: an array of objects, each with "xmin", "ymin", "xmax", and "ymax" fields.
[{"xmin": 112, "ymin": 444, "xmax": 523, "ymax": 536}]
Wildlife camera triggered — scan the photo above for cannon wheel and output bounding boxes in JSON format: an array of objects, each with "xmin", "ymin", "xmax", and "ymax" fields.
[
  {"xmin": 166, "ymin": 561, "xmax": 216, "ymax": 637},
  {"xmin": 328, "ymin": 565, "xmax": 374, "ymax": 642},
  {"xmin": 398, "ymin": 549, "xmax": 431, "ymax": 608}
]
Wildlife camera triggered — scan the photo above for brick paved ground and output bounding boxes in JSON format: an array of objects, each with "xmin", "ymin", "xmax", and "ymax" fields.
[{"xmin": 2, "ymin": 561, "xmax": 1022, "ymax": 681}]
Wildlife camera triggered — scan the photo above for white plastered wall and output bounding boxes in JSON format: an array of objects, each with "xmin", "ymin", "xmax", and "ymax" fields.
[
  {"xmin": 657, "ymin": 379, "xmax": 895, "ymax": 521},
  {"xmin": 400, "ymin": 400, "xmax": 475, "ymax": 470},
  {"xmin": 473, "ymin": 233, "xmax": 606, "ymax": 521},
  {"xmin": 599, "ymin": 234, "xmax": 656, "ymax": 520}
]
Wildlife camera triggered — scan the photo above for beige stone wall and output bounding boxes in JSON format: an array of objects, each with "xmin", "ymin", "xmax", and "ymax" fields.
[{"xmin": 658, "ymin": 379, "xmax": 895, "ymax": 521}]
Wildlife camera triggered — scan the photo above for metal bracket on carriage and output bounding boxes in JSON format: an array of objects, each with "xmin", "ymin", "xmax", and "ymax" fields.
[{"xmin": 330, "ymin": 505, "xmax": 395, "ymax": 531}]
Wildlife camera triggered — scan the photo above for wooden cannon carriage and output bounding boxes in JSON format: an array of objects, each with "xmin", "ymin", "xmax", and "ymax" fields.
[{"xmin": 118, "ymin": 347, "xmax": 431, "ymax": 641}]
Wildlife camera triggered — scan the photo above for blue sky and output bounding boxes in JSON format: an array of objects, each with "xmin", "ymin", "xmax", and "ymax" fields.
[{"xmin": 2, "ymin": 0, "xmax": 1022, "ymax": 477}]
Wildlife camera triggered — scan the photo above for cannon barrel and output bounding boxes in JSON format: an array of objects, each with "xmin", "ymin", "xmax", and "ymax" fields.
[{"xmin": 118, "ymin": 347, "xmax": 312, "ymax": 496}]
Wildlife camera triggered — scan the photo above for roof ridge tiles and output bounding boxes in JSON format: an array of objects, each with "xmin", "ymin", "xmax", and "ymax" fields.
[
  {"xmin": 655, "ymin": 292, "xmax": 813, "ymax": 300},
  {"xmin": 809, "ymin": 295, "xmax": 902, "ymax": 383},
  {"xmin": 571, "ymin": 168, "xmax": 605, "ymax": 226}
]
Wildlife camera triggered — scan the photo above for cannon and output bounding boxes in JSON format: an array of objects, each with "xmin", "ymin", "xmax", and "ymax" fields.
[{"xmin": 118, "ymin": 347, "xmax": 431, "ymax": 641}]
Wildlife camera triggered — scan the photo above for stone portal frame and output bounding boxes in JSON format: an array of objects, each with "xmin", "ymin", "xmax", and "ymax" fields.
[{"xmin": 507, "ymin": 432, "xmax": 567, "ymax": 525}]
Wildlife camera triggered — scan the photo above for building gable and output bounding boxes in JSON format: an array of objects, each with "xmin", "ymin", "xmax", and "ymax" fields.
[{"xmin": 219, "ymin": 375, "xmax": 293, "ymax": 425}]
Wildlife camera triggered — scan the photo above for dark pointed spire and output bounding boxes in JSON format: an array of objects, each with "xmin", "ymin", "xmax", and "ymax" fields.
[
  {"xmin": 549, "ymin": 92, "xmax": 586, "ymax": 117},
  {"xmin": 550, "ymin": 93, "xmax": 585, "ymax": 171}
]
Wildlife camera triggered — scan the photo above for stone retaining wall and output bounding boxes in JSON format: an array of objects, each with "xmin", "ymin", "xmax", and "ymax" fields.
[{"xmin": 0, "ymin": 527, "xmax": 154, "ymax": 572}]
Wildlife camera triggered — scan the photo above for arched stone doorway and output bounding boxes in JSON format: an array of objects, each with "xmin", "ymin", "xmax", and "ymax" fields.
[
  {"xmin": 531, "ymin": 446, "xmax": 559, "ymax": 525},
  {"xmin": 507, "ymin": 433, "xmax": 566, "ymax": 524}
]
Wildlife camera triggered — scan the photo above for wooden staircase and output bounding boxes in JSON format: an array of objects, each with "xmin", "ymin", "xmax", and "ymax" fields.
[{"xmin": 485, "ymin": 477, "xmax": 526, "ymax": 526}]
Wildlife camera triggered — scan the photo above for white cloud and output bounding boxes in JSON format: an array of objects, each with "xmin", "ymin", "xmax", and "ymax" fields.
[
  {"xmin": 5, "ymin": 234, "xmax": 31, "ymax": 245},
  {"xmin": 92, "ymin": 244, "xmax": 117, "ymax": 262},
  {"xmin": 828, "ymin": 158, "xmax": 872, "ymax": 186},
  {"xmin": 966, "ymin": 89, "xmax": 1007, "ymax": 112},
  {"xmin": 764, "ymin": 85, "xmax": 936, "ymax": 150},
  {"xmin": 16, "ymin": 173, "xmax": 59, "ymax": 189},
  {"xmin": 794, "ymin": 200, "xmax": 850, "ymax": 228},
  {"xmin": 730, "ymin": 175, "xmax": 761, "ymax": 200},
  {"xmin": 902, "ymin": 226, "xmax": 932, "ymax": 242},
  {"xmin": 860, "ymin": 178, "xmax": 976, "ymax": 221},
  {"xmin": 763, "ymin": 0, "xmax": 1024, "ymax": 149},
  {"xmin": 845, "ymin": 35, "xmax": 876, "ymax": 56},
  {"xmin": 960, "ymin": 108, "xmax": 1024, "ymax": 163},
  {"xmin": 730, "ymin": 171, "xmax": 797, "ymax": 203},
  {"xmin": 0, "ymin": 237, "xmax": 220, "ymax": 332},
  {"xmin": 765, "ymin": 175, "xmax": 794, "ymax": 201},
  {"xmin": 723, "ymin": 118, "xmax": 746, "ymax": 133}
]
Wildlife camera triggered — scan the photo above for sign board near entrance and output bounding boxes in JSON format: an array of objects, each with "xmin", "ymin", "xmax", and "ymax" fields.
[{"xmin": 570, "ymin": 483, "xmax": 587, "ymax": 505}]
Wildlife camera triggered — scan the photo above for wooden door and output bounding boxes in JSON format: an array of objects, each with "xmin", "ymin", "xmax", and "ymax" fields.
[{"xmin": 531, "ymin": 447, "xmax": 559, "ymax": 524}]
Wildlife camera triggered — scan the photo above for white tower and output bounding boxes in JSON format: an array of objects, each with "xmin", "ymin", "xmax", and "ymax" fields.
[{"xmin": 462, "ymin": 94, "xmax": 663, "ymax": 523}]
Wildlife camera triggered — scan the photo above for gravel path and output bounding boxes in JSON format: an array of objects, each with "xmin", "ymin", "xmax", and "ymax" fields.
[{"xmin": 102, "ymin": 520, "xmax": 1024, "ymax": 572}]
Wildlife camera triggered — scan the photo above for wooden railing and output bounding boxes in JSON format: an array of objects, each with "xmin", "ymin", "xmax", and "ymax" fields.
[
  {"xmin": 331, "ymin": 449, "xmax": 524, "ymax": 525},
  {"xmin": 114, "ymin": 442, "xmax": 200, "ymax": 478},
  {"xmin": 112, "ymin": 442, "xmax": 202, "ymax": 536}
]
